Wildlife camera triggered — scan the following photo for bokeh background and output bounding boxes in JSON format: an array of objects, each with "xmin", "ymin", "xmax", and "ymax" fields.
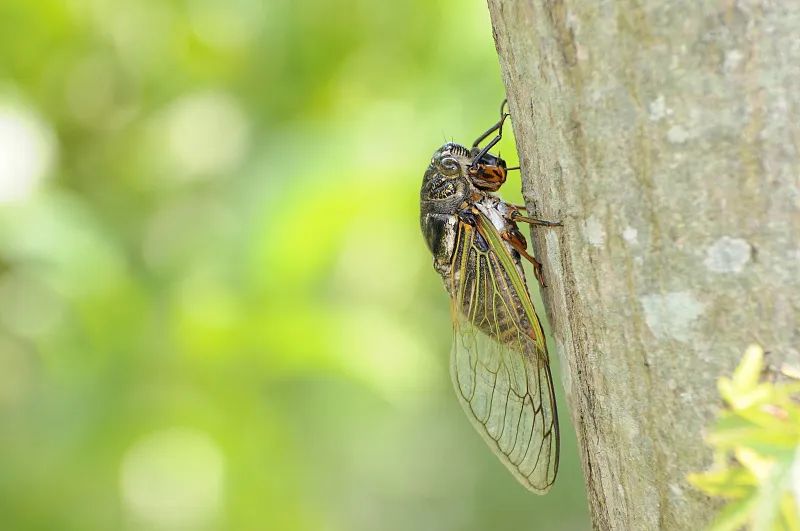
[{"xmin": 0, "ymin": 1, "xmax": 590, "ymax": 529}]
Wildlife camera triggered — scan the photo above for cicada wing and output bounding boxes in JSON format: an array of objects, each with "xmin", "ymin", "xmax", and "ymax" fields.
[{"xmin": 448, "ymin": 218, "xmax": 559, "ymax": 493}]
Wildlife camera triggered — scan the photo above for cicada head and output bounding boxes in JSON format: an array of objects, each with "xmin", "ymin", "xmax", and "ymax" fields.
[{"xmin": 419, "ymin": 142, "xmax": 473, "ymax": 213}]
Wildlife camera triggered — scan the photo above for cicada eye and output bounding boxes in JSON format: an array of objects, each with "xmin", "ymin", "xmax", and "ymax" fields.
[{"xmin": 439, "ymin": 156, "xmax": 460, "ymax": 176}]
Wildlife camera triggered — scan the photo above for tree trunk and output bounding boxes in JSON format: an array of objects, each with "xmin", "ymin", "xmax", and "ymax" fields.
[{"xmin": 486, "ymin": 1, "xmax": 800, "ymax": 529}]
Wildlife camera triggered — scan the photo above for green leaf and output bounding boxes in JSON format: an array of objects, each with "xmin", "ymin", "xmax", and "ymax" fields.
[
  {"xmin": 691, "ymin": 344, "xmax": 800, "ymax": 531},
  {"xmin": 732, "ymin": 344, "xmax": 765, "ymax": 392},
  {"xmin": 781, "ymin": 492, "xmax": 800, "ymax": 531},
  {"xmin": 752, "ymin": 461, "xmax": 795, "ymax": 531},
  {"xmin": 688, "ymin": 467, "xmax": 757, "ymax": 498},
  {"xmin": 707, "ymin": 493, "xmax": 758, "ymax": 531}
]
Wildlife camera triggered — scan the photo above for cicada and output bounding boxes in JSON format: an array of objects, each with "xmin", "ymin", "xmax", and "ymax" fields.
[{"xmin": 419, "ymin": 100, "xmax": 560, "ymax": 493}]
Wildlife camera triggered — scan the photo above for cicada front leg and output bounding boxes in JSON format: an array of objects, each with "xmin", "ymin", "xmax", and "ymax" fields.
[{"xmin": 510, "ymin": 210, "xmax": 562, "ymax": 227}]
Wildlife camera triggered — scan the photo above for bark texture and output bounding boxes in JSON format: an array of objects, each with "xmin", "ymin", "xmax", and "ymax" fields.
[{"xmin": 486, "ymin": 1, "xmax": 800, "ymax": 529}]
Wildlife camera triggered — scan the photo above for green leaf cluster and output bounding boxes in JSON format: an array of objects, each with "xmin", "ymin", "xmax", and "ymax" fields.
[{"xmin": 689, "ymin": 345, "xmax": 800, "ymax": 531}]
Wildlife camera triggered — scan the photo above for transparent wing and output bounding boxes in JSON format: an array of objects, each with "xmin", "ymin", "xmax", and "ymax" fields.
[{"xmin": 448, "ymin": 216, "xmax": 559, "ymax": 493}]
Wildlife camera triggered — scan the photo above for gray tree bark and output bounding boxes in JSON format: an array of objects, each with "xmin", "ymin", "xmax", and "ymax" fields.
[{"xmin": 486, "ymin": 1, "xmax": 800, "ymax": 529}]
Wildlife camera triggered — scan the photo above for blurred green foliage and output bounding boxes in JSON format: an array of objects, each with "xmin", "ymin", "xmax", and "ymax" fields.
[
  {"xmin": 0, "ymin": 0, "xmax": 589, "ymax": 530},
  {"xmin": 689, "ymin": 345, "xmax": 800, "ymax": 531}
]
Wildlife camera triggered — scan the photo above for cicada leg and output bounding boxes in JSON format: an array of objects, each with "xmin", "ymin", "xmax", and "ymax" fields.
[
  {"xmin": 500, "ymin": 228, "xmax": 549, "ymax": 288},
  {"xmin": 471, "ymin": 99, "xmax": 509, "ymax": 148},
  {"xmin": 470, "ymin": 99, "xmax": 511, "ymax": 171},
  {"xmin": 470, "ymin": 116, "xmax": 509, "ymax": 170},
  {"xmin": 511, "ymin": 211, "xmax": 562, "ymax": 227},
  {"xmin": 531, "ymin": 257, "xmax": 547, "ymax": 289}
]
